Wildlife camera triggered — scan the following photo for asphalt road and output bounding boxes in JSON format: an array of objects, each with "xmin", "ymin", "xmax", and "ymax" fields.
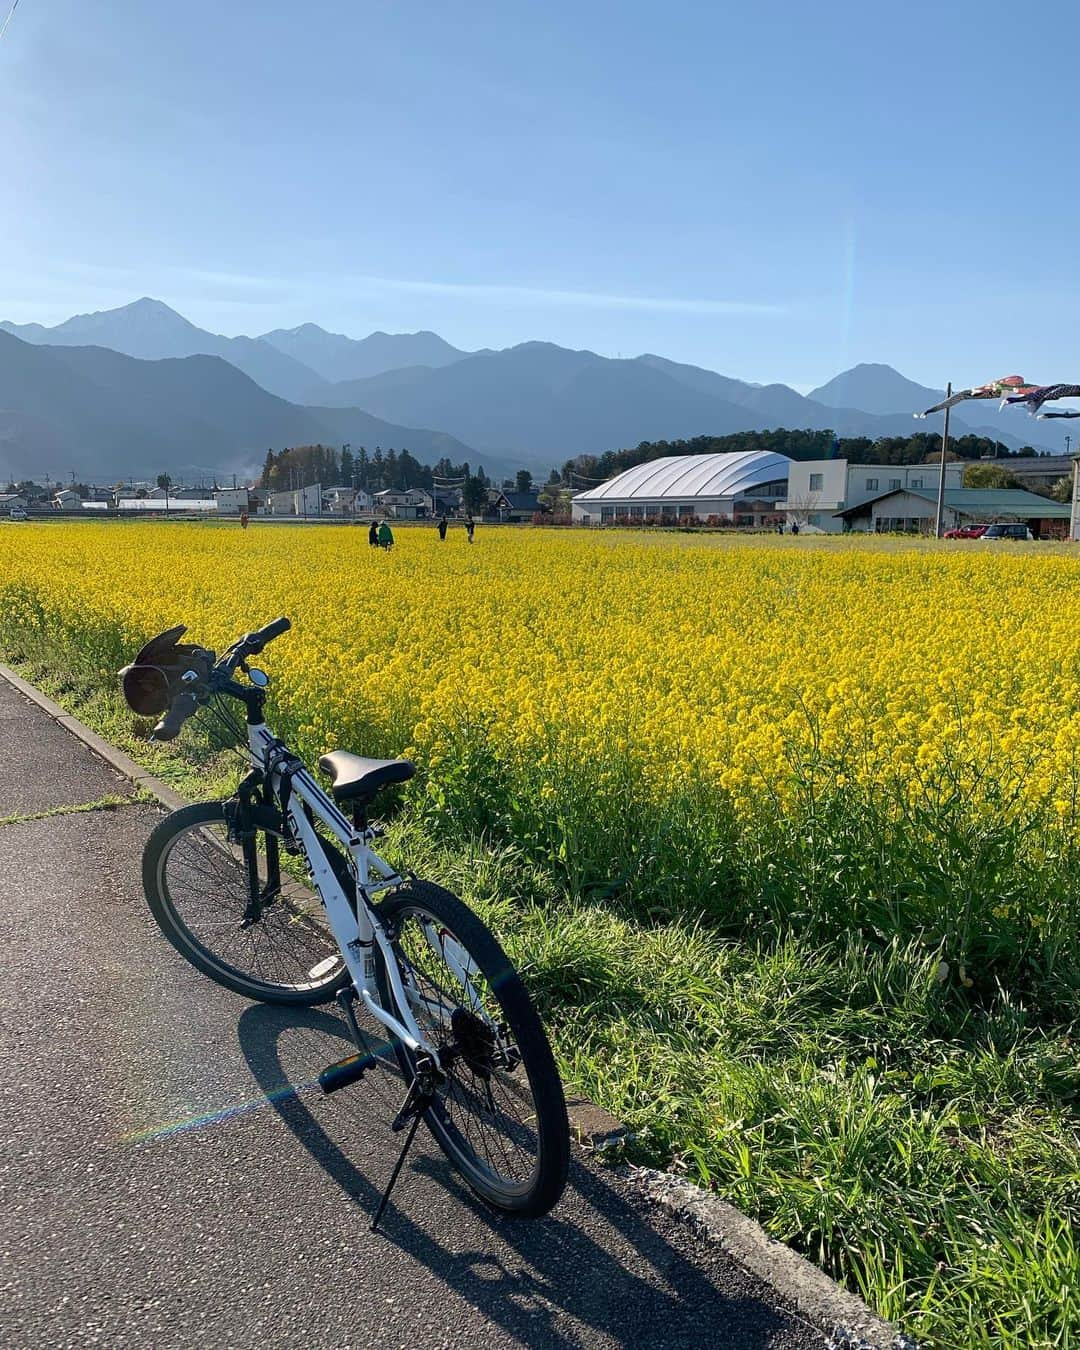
[{"xmin": 0, "ymin": 678, "xmax": 821, "ymax": 1349}]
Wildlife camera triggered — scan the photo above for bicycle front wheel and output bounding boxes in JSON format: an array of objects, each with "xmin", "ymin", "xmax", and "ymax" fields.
[
  {"xmin": 376, "ymin": 879, "xmax": 569, "ymax": 1218},
  {"xmin": 143, "ymin": 801, "xmax": 348, "ymax": 1005}
]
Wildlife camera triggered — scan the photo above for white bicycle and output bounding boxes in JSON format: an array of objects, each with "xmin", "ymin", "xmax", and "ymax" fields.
[{"xmin": 121, "ymin": 617, "xmax": 569, "ymax": 1227}]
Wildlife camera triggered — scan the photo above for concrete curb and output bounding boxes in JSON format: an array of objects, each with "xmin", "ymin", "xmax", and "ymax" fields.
[
  {"xmin": 0, "ymin": 663, "xmax": 908, "ymax": 1346},
  {"xmin": 628, "ymin": 1168, "xmax": 913, "ymax": 1350}
]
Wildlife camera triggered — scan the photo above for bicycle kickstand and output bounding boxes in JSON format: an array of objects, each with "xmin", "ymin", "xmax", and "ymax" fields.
[{"xmin": 370, "ymin": 1057, "xmax": 439, "ymax": 1233}]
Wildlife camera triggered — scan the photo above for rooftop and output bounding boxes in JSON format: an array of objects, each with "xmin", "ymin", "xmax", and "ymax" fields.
[
  {"xmin": 572, "ymin": 450, "xmax": 792, "ymax": 503},
  {"xmin": 835, "ymin": 487, "xmax": 1072, "ymax": 520}
]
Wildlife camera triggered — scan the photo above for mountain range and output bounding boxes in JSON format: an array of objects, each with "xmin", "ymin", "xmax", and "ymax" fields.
[
  {"xmin": 0, "ymin": 298, "xmax": 1058, "ymax": 483},
  {"xmin": 307, "ymin": 347, "xmax": 1049, "ymax": 458},
  {"xmin": 0, "ymin": 329, "xmax": 478, "ymax": 483}
]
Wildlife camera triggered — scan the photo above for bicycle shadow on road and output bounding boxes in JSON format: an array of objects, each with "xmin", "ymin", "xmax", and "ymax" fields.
[{"xmin": 237, "ymin": 1002, "xmax": 801, "ymax": 1350}]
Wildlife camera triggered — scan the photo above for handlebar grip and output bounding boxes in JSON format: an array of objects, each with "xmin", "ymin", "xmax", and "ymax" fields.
[
  {"xmin": 246, "ymin": 616, "xmax": 291, "ymax": 653},
  {"xmin": 152, "ymin": 692, "xmax": 198, "ymax": 742}
]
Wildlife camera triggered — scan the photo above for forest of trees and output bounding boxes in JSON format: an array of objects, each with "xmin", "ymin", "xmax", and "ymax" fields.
[{"xmin": 560, "ymin": 428, "xmax": 1047, "ymax": 484}]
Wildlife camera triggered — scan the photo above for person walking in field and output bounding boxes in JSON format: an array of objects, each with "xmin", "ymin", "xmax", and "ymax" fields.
[
  {"xmin": 240, "ymin": 510, "xmax": 250, "ymax": 530},
  {"xmin": 466, "ymin": 517, "xmax": 475, "ymax": 544},
  {"xmin": 437, "ymin": 515, "xmax": 448, "ymax": 541},
  {"xmin": 378, "ymin": 520, "xmax": 394, "ymax": 550},
  {"xmin": 368, "ymin": 520, "xmax": 379, "ymax": 547}
]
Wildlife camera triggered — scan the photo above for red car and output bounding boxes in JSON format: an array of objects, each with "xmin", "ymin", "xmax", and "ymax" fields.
[{"xmin": 944, "ymin": 522, "xmax": 989, "ymax": 539}]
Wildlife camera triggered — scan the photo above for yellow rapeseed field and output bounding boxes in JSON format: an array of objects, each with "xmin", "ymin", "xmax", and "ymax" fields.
[
  {"xmin": 2, "ymin": 521, "xmax": 1080, "ymax": 821},
  {"xmin": 3, "ymin": 521, "xmax": 1079, "ymax": 1346}
]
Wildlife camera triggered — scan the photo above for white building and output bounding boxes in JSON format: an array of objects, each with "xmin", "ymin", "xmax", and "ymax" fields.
[
  {"xmin": 117, "ymin": 498, "xmax": 217, "ymax": 512},
  {"xmin": 214, "ymin": 488, "xmax": 250, "ymax": 515},
  {"xmin": 322, "ymin": 486, "xmax": 373, "ymax": 515},
  {"xmin": 779, "ymin": 459, "xmax": 965, "ymax": 533},
  {"xmin": 373, "ymin": 488, "xmax": 427, "ymax": 519},
  {"xmin": 570, "ymin": 450, "xmax": 791, "ymax": 525},
  {"xmin": 268, "ymin": 483, "xmax": 322, "ymax": 516}
]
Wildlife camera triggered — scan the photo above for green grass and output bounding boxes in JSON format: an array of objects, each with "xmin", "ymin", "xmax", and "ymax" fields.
[
  {"xmin": 2, "ymin": 645, "xmax": 1077, "ymax": 1349},
  {"xmin": 0, "ymin": 791, "xmax": 152, "ymax": 827}
]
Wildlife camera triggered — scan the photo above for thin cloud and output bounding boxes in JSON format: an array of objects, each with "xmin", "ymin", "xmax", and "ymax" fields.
[
  {"xmin": 171, "ymin": 266, "xmax": 789, "ymax": 317},
  {"xmin": 339, "ymin": 274, "xmax": 788, "ymax": 316}
]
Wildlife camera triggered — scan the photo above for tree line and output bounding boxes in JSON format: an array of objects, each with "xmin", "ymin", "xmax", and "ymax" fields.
[{"xmin": 560, "ymin": 428, "xmax": 1050, "ymax": 483}]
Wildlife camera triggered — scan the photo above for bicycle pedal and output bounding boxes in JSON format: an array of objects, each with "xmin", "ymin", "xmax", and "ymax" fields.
[{"xmin": 319, "ymin": 1053, "xmax": 369, "ymax": 1095}]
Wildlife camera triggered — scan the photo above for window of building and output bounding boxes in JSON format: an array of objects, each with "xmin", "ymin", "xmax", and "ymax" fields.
[
  {"xmin": 865, "ymin": 477, "xmax": 878, "ymax": 491},
  {"xmin": 890, "ymin": 478, "xmax": 901, "ymax": 490},
  {"xmin": 600, "ymin": 506, "xmax": 614, "ymax": 522},
  {"xmin": 910, "ymin": 477, "xmax": 923, "ymax": 488},
  {"xmin": 678, "ymin": 503, "xmax": 694, "ymax": 518},
  {"xmin": 809, "ymin": 473, "xmax": 823, "ymax": 491}
]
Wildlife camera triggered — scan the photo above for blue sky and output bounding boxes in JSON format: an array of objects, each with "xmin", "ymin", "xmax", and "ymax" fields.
[{"xmin": 1, "ymin": 0, "xmax": 1077, "ymax": 392}]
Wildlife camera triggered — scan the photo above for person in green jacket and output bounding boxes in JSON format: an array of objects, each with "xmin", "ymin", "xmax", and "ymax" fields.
[{"xmin": 378, "ymin": 520, "xmax": 394, "ymax": 550}]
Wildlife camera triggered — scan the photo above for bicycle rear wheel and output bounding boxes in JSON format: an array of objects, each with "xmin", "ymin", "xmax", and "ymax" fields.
[
  {"xmin": 376, "ymin": 879, "xmax": 569, "ymax": 1218},
  {"xmin": 143, "ymin": 801, "xmax": 348, "ymax": 1005}
]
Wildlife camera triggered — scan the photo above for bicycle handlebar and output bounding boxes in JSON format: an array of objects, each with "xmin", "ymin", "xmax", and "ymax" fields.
[
  {"xmin": 143, "ymin": 616, "xmax": 291, "ymax": 741},
  {"xmin": 242, "ymin": 615, "xmax": 291, "ymax": 655},
  {"xmin": 152, "ymin": 691, "xmax": 198, "ymax": 742}
]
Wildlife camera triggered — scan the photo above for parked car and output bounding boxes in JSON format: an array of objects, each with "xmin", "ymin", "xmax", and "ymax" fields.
[
  {"xmin": 983, "ymin": 522, "xmax": 1034, "ymax": 541},
  {"xmin": 943, "ymin": 522, "xmax": 989, "ymax": 539},
  {"xmin": 8, "ymin": 505, "xmax": 27, "ymax": 521}
]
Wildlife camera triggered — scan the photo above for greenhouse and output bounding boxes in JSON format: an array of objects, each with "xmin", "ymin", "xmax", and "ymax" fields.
[{"xmin": 570, "ymin": 450, "xmax": 791, "ymax": 525}]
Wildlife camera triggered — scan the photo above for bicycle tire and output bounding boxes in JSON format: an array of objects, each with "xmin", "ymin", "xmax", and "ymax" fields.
[
  {"xmin": 375, "ymin": 879, "xmax": 569, "ymax": 1218},
  {"xmin": 143, "ymin": 801, "xmax": 349, "ymax": 1006}
]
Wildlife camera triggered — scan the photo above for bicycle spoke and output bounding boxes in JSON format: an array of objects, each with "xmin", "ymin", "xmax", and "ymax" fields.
[
  {"xmin": 392, "ymin": 906, "xmax": 541, "ymax": 1188},
  {"xmin": 161, "ymin": 819, "xmax": 342, "ymax": 994}
]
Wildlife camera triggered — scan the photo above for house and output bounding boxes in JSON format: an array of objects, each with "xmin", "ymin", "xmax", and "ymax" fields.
[
  {"xmin": 489, "ymin": 490, "xmax": 541, "ymax": 522},
  {"xmin": 778, "ymin": 459, "xmax": 964, "ymax": 533},
  {"xmin": 321, "ymin": 486, "xmax": 372, "ymax": 515},
  {"xmin": 0, "ymin": 493, "xmax": 28, "ymax": 514},
  {"xmin": 54, "ymin": 489, "xmax": 82, "ymax": 510},
  {"xmin": 373, "ymin": 489, "xmax": 420, "ymax": 519},
  {"xmin": 834, "ymin": 487, "xmax": 1073, "ymax": 538}
]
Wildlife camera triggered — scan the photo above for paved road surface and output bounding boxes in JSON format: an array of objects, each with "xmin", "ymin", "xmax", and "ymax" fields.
[{"xmin": 0, "ymin": 678, "xmax": 821, "ymax": 1349}]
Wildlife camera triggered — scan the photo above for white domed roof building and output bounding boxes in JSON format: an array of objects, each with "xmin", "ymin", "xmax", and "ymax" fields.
[{"xmin": 570, "ymin": 450, "xmax": 791, "ymax": 526}]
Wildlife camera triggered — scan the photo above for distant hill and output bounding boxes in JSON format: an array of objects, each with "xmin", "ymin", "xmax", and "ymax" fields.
[
  {"xmin": 0, "ymin": 331, "xmax": 482, "ymax": 483},
  {"xmin": 1, "ymin": 298, "xmax": 327, "ymax": 404},
  {"xmin": 315, "ymin": 342, "xmax": 765, "ymax": 455},
  {"xmin": 808, "ymin": 364, "xmax": 948, "ymax": 416},
  {"xmin": 261, "ymin": 323, "xmax": 468, "ymax": 384},
  {"xmin": 313, "ymin": 342, "xmax": 1048, "ymax": 457}
]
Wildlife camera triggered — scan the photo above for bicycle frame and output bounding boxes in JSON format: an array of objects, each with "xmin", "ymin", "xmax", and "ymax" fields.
[{"xmin": 245, "ymin": 720, "xmax": 439, "ymax": 1062}]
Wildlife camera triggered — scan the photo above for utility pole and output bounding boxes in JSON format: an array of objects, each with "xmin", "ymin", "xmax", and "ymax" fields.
[
  {"xmin": 1066, "ymin": 434, "xmax": 1072, "ymax": 458},
  {"xmin": 933, "ymin": 381, "xmax": 952, "ymax": 539}
]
